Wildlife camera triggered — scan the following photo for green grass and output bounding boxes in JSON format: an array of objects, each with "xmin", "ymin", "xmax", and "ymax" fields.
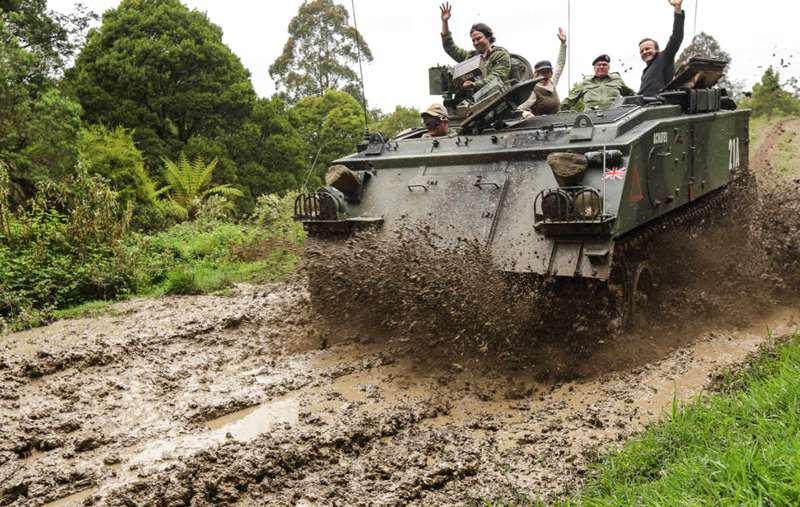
[
  {"xmin": 158, "ymin": 250, "xmax": 298, "ymax": 296},
  {"xmin": 563, "ymin": 335, "xmax": 800, "ymax": 506},
  {"xmin": 748, "ymin": 115, "xmax": 800, "ymax": 176},
  {"xmin": 51, "ymin": 299, "xmax": 118, "ymax": 320}
]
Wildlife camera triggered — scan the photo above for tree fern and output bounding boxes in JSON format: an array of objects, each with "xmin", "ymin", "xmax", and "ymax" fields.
[{"xmin": 159, "ymin": 154, "xmax": 243, "ymax": 217}]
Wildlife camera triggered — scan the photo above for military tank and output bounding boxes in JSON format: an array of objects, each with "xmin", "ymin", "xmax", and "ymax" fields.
[{"xmin": 294, "ymin": 57, "xmax": 750, "ymax": 329}]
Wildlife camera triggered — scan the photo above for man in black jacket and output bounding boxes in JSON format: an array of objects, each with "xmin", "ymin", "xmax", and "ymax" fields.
[{"xmin": 638, "ymin": 0, "xmax": 685, "ymax": 96}]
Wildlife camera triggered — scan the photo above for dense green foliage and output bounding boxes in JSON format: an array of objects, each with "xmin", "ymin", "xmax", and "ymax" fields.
[
  {"xmin": 139, "ymin": 195, "xmax": 303, "ymax": 297},
  {"xmin": 78, "ymin": 124, "xmax": 154, "ymax": 206},
  {"xmin": 159, "ymin": 154, "xmax": 243, "ymax": 218},
  {"xmin": 371, "ymin": 106, "xmax": 423, "ymax": 138},
  {"xmin": 70, "ymin": 0, "xmax": 256, "ymax": 170},
  {"xmin": 0, "ymin": 168, "xmax": 135, "ymax": 327},
  {"xmin": 227, "ymin": 96, "xmax": 308, "ymax": 199},
  {"xmin": 0, "ymin": 166, "xmax": 303, "ymax": 331},
  {"xmin": 0, "ymin": 22, "xmax": 83, "ymax": 200},
  {"xmin": 0, "ymin": 0, "xmax": 374, "ymax": 332},
  {"xmin": 290, "ymin": 89, "xmax": 366, "ymax": 185},
  {"xmin": 1, "ymin": 0, "xmax": 94, "ymax": 74},
  {"xmin": 61, "ymin": 0, "xmax": 372, "ymax": 211},
  {"xmin": 269, "ymin": 0, "xmax": 373, "ymax": 102}
]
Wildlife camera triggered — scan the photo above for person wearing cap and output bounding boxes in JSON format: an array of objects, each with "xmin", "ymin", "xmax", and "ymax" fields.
[
  {"xmin": 561, "ymin": 54, "xmax": 635, "ymax": 111},
  {"xmin": 420, "ymin": 103, "xmax": 450, "ymax": 138},
  {"xmin": 638, "ymin": 0, "xmax": 685, "ymax": 96},
  {"xmin": 517, "ymin": 28, "xmax": 568, "ymax": 118},
  {"xmin": 438, "ymin": 2, "xmax": 511, "ymax": 91}
]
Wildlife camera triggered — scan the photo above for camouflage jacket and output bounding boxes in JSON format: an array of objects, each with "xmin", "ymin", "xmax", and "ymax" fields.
[
  {"xmin": 561, "ymin": 72, "xmax": 635, "ymax": 111},
  {"xmin": 441, "ymin": 32, "xmax": 511, "ymax": 90}
]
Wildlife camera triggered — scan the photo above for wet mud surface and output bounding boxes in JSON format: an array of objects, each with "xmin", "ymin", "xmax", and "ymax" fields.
[
  {"xmin": 3, "ymin": 121, "xmax": 800, "ymax": 506},
  {"xmin": 3, "ymin": 282, "xmax": 797, "ymax": 507}
]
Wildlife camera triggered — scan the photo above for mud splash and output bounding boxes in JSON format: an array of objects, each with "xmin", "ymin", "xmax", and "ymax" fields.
[{"xmin": 304, "ymin": 228, "xmax": 547, "ymax": 357}]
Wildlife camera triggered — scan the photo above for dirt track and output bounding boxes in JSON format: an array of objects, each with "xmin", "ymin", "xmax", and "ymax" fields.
[{"xmin": 2, "ymin": 120, "xmax": 800, "ymax": 506}]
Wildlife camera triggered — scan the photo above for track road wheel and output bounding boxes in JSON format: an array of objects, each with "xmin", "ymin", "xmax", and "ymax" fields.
[{"xmin": 624, "ymin": 261, "xmax": 657, "ymax": 331}]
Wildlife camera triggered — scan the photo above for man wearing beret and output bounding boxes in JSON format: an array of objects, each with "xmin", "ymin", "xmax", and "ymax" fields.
[
  {"xmin": 561, "ymin": 54, "xmax": 635, "ymax": 111},
  {"xmin": 438, "ymin": 2, "xmax": 511, "ymax": 92},
  {"xmin": 638, "ymin": 0, "xmax": 685, "ymax": 96}
]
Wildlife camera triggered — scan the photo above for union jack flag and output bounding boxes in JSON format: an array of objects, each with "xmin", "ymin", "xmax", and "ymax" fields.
[{"xmin": 603, "ymin": 166, "xmax": 627, "ymax": 181}]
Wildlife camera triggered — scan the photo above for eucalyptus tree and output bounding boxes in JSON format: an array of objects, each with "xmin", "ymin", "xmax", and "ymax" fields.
[{"xmin": 269, "ymin": 0, "xmax": 373, "ymax": 102}]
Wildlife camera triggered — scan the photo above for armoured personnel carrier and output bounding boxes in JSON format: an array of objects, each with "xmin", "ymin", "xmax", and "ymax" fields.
[{"xmin": 295, "ymin": 57, "xmax": 750, "ymax": 328}]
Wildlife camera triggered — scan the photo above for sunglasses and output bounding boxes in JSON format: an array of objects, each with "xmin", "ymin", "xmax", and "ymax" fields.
[{"xmin": 424, "ymin": 118, "xmax": 442, "ymax": 129}]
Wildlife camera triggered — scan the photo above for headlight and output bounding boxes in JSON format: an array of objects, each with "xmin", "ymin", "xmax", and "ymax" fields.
[
  {"xmin": 541, "ymin": 189, "xmax": 573, "ymax": 220},
  {"xmin": 574, "ymin": 189, "xmax": 602, "ymax": 220}
]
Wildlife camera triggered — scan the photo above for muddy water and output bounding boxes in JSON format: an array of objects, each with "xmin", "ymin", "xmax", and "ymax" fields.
[{"xmin": 41, "ymin": 489, "xmax": 94, "ymax": 507}]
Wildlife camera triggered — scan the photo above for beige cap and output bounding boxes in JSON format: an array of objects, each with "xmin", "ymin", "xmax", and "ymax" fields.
[{"xmin": 421, "ymin": 103, "xmax": 448, "ymax": 120}]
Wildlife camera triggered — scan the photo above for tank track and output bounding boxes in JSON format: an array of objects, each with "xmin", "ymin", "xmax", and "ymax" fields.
[
  {"xmin": 613, "ymin": 171, "xmax": 751, "ymax": 267},
  {"xmin": 605, "ymin": 171, "xmax": 754, "ymax": 330}
]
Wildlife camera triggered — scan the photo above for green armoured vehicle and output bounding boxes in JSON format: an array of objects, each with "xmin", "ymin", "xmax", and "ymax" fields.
[{"xmin": 294, "ymin": 57, "xmax": 750, "ymax": 328}]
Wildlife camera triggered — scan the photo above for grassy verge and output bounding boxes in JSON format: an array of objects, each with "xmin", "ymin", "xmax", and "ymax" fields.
[
  {"xmin": 748, "ymin": 114, "xmax": 775, "ymax": 153},
  {"xmin": 564, "ymin": 334, "xmax": 800, "ymax": 506},
  {"xmin": 749, "ymin": 114, "xmax": 800, "ymax": 175},
  {"xmin": 51, "ymin": 299, "xmax": 119, "ymax": 320}
]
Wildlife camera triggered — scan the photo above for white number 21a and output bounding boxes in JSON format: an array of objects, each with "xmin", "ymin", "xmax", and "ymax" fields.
[{"xmin": 728, "ymin": 137, "xmax": 740, "ymax": 171}]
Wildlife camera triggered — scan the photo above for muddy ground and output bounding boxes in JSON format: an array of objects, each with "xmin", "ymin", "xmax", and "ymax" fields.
[{"xmin": 2, "ymin": 120, "xmax": 800, "ymax": 506}]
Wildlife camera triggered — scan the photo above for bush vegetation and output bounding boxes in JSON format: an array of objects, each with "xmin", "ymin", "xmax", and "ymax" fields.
[{"xmin": 0, "ymin": 163, "xmax": 303, "ymax": 332}]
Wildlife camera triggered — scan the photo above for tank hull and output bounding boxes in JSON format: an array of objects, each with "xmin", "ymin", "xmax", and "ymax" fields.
[{"xmin": 299, "ymin": 103, "xmax": 750, "ymax": 282}]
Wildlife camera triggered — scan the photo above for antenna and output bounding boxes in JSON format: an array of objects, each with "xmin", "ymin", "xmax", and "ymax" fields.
[
  {"xmin": 693, "ymin": 0, "xmax": 698, "ymax": 40},
  {"xmin": 567, "ymin": 0, "xmax": 572, "ymax": 89},
  {"xmin": 350, "ymin": 0, "xmax": 369, "ymax": 132}
]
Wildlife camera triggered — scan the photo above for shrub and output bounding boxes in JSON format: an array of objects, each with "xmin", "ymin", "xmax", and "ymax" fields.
[
  {"xmin": 78, "ymin": 125, "xmax": 155, "ymax": 208},
  {"xmin": 0, "ymin": 167, "xmax": 136, "ymax": 322},
  {"xmin": 164, "ymin": 269, "xmax": 201, "ymax": 295},
  {"xmin": 250, "ymin": 191, "xmax": 305, "ymax": 244}
]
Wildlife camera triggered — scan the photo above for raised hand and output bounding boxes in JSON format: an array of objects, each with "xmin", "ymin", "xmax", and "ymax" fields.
[
  {"xmin": 558, "ymin": 27, "xmax": 567, "ymax": 43},
  {"xmin": 668, "ymin": 0, "xmax": 683, "ymax": 12},
  {"xmin": 440, "ymin": 2, "xmax": 452, "ymax": 22}
]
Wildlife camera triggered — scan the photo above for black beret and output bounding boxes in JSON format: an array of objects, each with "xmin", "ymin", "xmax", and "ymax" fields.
[
  {"xmin": 593, "ymin": 54, "xmax": 611, "ymax": 65},
  {"xmin": 534, "ymin": 60, "xmax": 553, "ymax": 71}
]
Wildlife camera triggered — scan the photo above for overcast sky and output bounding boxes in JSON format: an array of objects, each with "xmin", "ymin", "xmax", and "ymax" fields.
[{"xmin": 47, "ymin": 0, "xmax": 800, "ymax": 112}]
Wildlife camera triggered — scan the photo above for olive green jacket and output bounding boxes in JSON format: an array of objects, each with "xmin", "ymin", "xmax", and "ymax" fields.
[
  {"xmin": 441, "ymin": 32, "xmax": 511, "ymax": 90},
  {"xmin": 561, "ymin": 72, "xmax": 635, "ymax": 111}
]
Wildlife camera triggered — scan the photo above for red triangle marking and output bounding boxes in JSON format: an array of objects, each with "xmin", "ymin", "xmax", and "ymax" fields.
[{"xmin": 629, "ymin": 164, "xmax": 644, "ymax": 203}]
